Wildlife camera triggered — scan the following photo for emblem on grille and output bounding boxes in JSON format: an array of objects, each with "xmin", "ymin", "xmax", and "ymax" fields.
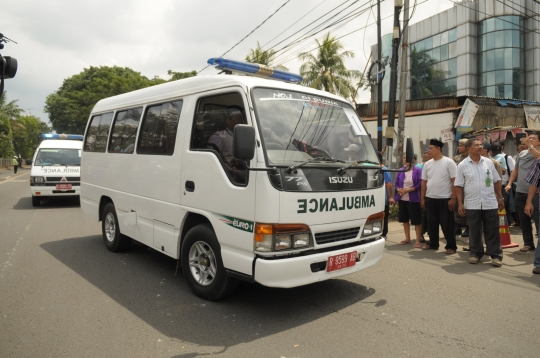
[{"xmin": 61, "ymin": 177, "xmax": 67, "ymax": 182}]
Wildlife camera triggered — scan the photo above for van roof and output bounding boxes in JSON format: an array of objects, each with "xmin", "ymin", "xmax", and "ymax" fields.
[
  {"xmin": 91, "ymin": 75, "xmax": 349, "ymax": 113},
  {"xmin": 38, "ymin": 140, "xmax": 83, "ymax": 149}
]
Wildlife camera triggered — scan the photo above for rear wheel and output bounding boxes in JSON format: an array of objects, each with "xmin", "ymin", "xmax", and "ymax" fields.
[
  {"xmin": 32, "ymin": 196, "xmax": 40, "ymax": 207},
  {"xmin": 101, "ymin": 203, "xmax": 131, "ymax": 252},
  {"xmin": 181, "ymin": 224, "xmax": 239, "ymax": 300}
]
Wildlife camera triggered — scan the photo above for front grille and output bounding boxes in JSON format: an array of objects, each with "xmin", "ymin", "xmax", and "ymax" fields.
[
  {"xmin": 52, "ymin": 190, "xmax": 76, "ymax": 194},
  {"xmin": 315, "ymin": 227, "xmax": 360, "ymax": 245},
  {"xmin": 46, "ymin": 177, "xmax": 79, "ymax": 182}
]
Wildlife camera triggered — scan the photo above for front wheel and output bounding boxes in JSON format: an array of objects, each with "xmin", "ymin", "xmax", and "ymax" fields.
[
  {"xmin": 32, "ymin": 196, "xmax": 40, "ymax": 207},
  {"xmin": 101, "ymin": 203, "xmax": 131, "ymax": 252},
  {"xmin": 181, "ymin": 224, "xmax": 239, "ymax": 300}
]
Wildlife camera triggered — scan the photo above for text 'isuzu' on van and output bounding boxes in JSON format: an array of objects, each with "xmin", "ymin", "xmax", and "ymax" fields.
[
  {"xmin": 30, "ymin": 134, "xmax": 83, "ymax": 207},
  {"xmin": 80, "ymin": 58, "xmax": 412, "ymax": 300}
]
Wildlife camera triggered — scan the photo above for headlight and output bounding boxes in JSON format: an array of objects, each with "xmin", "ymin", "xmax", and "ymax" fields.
[
  {"xmin": 362, "ymin": 212, "xmax": 384, "ymax": 237},
  {"xmin": 275, "ymin": 235, "xmax": 291, "ymax": 250},
  {"xmin": 31, "ymin": 176, "xmax": 45, "ymax": 183},
  {"xmin": 293, "ymin": 233, "xmax": 310, "ymax": 248},
  {"xmin": 254, "ymin": 223, "xmax": 312, "ymax": 252}
]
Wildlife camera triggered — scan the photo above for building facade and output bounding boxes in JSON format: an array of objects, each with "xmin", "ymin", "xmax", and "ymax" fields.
[{"xmin": 371, "ymin": 0, "xmax": 540, "ymax": 101}]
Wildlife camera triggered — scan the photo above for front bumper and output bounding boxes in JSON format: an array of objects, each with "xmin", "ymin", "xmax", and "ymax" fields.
[
  {"xmin": 254, "ymin": 237, "xmax": 385, "ymax": 288},
  {"xmin": 31, "ymin": 185, "xmax": 80, "ymax": 197}
]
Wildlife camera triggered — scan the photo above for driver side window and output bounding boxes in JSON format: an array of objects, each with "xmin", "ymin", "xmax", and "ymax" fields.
[{"xmin": 190, "ymin": 92, "xmax": 248, "ymax": 186}]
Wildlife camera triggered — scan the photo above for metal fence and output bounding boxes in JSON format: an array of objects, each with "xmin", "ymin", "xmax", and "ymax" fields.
[{"xmin": 0, "ymin": 158, "xmax": 14, "ymax": 168}]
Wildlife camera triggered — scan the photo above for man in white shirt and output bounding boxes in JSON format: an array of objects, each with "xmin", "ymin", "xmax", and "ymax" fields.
[
  {"xmin": 455, "ymin": 138, "xmax": 505, "ymax": 266},
  {"xmin": 421, "ymin": 138, "xmax": 458, "ymax": 254},
  {"xmin": 496, "ymin": 141, "xmax": 516, "ymax": 225}
]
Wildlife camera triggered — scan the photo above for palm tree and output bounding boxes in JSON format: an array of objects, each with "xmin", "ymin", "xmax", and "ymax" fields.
[
  {"xmin": 298, "ymin": 33, "xmax": 360, "ymax": 99},
  {"xmin": 245, "ymin": 42, "xmax": 288, "ymax": 71},
  {"xmin": 0, "ymin": 92, "xmax": 23, "ymax": 157}
]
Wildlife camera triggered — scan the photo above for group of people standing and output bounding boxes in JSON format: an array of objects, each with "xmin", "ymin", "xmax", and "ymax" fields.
[{"xmin": 387, "ymin": 133, "xmax": 540, "ymax": 273}]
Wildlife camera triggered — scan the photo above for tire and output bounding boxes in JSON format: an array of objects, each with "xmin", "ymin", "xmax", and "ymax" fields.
[
  {"xmin": 32, "ymin": 196, "xmax": 40, "ymax": 207},
  {"xmin": 181, "ymin": 224, "xmax": 239, "ymax": 300},
  {"xmin": 101, "ymin": 203, "xmax": 131, "ymax": 252}
]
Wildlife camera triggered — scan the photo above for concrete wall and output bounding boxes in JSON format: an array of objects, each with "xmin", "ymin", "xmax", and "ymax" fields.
[{"xmin": 362, "ymin": 112, "xmax": 456, "ymax": 165}]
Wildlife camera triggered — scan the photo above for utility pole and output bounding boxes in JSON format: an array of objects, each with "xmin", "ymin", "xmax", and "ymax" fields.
[
  {"xmin": 385, "ymin": 0, "xmax": 404, "ymax": 166},
  {"xmin": 397, "ymin": 0, "xmax": 409, "ymax": 166},
  {"xmin": 376, "ymin": 0, "xmax": 383, "ymax": 152}
]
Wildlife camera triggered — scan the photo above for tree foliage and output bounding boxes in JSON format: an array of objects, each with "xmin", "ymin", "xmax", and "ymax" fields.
[
  {"xmin": 167, "ymin": 70, "xmax": 197, "ymax": 81},
  {"xmin": 0, "ymin": 92, "xmax": 22, "ymax": 157},
  {"xmin": 44, "ymin": 66, "xmax": 167, "ymax": 134},
  {"xmin": 298, "ymin": 33, "xmax": 360, "ymax": 99},
  {"xmin": 11, "ymin": 115, "xmax": 50, "ymax": 158},
  {"xmin": 245, "ymin": 42, "xmax": 288, "ymax": 71}
]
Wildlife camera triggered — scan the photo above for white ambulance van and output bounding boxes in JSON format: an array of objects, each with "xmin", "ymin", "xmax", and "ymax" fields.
[
  {"xmin": 81, "ymin": 58, "xmax": 412, "ymax": 300},
  {"xmin": 30, "ymin": 134, "xmax": 83, "ymax": 207}
]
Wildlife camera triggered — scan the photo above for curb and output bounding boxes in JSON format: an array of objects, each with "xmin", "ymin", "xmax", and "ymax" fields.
[{"xmin": 0, "ymin": 170, "xmax": 29, "ymax": 182}]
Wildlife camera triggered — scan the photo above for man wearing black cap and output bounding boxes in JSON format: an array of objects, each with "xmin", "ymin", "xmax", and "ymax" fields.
[
  {"xmin": 420, "ymin": 138, "xmax": 458, "ymax": 254},
  {"xmin": 506, "ymin": 132, "xmax": 540, "ymax": 252}
]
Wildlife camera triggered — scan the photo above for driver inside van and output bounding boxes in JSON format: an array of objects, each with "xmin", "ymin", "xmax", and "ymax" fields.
[
  {"xmin": 207, "ymin": 109, "xmax": 244, "ymax": 165},
  {"xmin": 344, "ymin": 143, "xmax": 362, "ymax": 162}
]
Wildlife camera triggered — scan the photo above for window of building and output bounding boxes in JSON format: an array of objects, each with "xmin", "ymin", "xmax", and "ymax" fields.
[
  {"xmin": 109, "ymin": 107, "xmax": 142, "ymax": 154},
  {"xmin": 190, "ymin": 92, "xmax": 248, "ymax": 186},
  {"xmin": 84, "ymin": 112, "xmax": 114, "ymax": 152},
  {"xmin": 478, "ymin": 15, "xmax": 524, "ymax": 99},
  {"xmin": 137, "ymin": 101, "xmax": 182, "ymax": 155},
  {"xmin": 410, "ymin": 27, "xmax": 458, "ymax": 99}
]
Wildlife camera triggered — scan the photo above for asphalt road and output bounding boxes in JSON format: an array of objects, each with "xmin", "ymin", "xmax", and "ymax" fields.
[{"xmin": 1, "ymin": 171, "xmax": 539, "ymax": 358}]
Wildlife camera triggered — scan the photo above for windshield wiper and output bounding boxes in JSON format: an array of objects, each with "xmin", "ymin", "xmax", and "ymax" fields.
[
  {"xmin": 286, "ymin": 156, "xmax": 345, "ymax": 173},
  {"xmin": 337, "ymin": 160, "xmax": 381, "ymax": 175}
]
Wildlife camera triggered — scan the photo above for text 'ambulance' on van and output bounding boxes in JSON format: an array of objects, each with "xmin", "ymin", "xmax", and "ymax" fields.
[{"xmin": 80, "ymin": 58, "xmax": 412, "ymax": 300}]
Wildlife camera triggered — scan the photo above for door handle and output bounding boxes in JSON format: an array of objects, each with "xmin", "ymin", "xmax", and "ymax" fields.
[{"xmin": 185, "ymin": 181, "xmax": 195, "ymax": 192}]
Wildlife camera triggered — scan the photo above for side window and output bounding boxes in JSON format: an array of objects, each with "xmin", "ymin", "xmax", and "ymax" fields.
[
  {"xmin": 84, "ymin": 112, "xmax": 114, "ymax": 152},
  {"xmin": 190, "ymin": 92, "xmax": 247, "ymax": 185},
  {"xmin": 137, "ymin": 101, "xmax": 182, "ymax": 155},
  {"xmin": 109, "ymin": 107, "xmax": 142, "ymax": 154}
]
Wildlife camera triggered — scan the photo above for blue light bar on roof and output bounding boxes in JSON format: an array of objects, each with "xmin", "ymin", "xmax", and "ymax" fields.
[
  {"xmin": 42, "ymin": 133, "xmax": 84, "ymax": 140},
  {"xmin": 207, "ymin": 57, "xmax": 303, "ymax": 83}
]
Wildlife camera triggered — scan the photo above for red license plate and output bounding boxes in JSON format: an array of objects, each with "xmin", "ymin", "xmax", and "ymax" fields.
[
  {"xmin": 56, "ymin": 184, "xmax": 72, "ymax": 190},
  {"xmin": 327, "ymin": 251, "xmax": 357, "ymax": 272}
]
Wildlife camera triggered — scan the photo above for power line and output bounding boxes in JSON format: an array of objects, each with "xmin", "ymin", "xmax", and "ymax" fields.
[
  {"xmin": 506, "ymin": 0, "xmax": 540, "ymax": 18},
  {"xmin": 449, "ymin": 0, "xmax": 540, "ymax": 36},
  {"xmin": 274, "ymin": 5, "xmax": 373, "ymax": 66},
  {"xmin": 276, "ymin": 0, "xmax": 427, "ymax": 68},
  {"xmin": 197, "ymin": 0, "xmax": 292, "ymax": 73},
  {"xmin": 271, "ymin": 1, "xmax": 375, "ymax": 64},
  {"xmin": 495, "ymin": 0, "xmax": 540, "ymax": 25},
  {"xmin": 264, "ymin": 0, "xmax": 360, "ymax": 53},
  {"xmin": 260, "ymin": 0, "xmax": 329, "ymax": 49}
]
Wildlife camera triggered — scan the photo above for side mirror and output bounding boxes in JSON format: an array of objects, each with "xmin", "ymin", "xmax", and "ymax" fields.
[
  {"xmin": 233, "ymin": 124, "xmax": 256, "ymax": 161},
  {"xmin": 405, "ymin": 137, "xmax": 414, "ymax": 164}
]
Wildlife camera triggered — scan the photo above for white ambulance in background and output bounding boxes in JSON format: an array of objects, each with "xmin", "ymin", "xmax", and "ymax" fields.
[
  {"xmin": 80, "ymin": 58, "xmax": 412, "ymax": 300},
  {"xmin": 30, "ymin": 134, "xmax": 83, "ymax": 206}
]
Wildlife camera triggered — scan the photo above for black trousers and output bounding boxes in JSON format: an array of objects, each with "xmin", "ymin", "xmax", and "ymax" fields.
[
  {"xmin": 382, "ymin": 204, "xmax": 389, "ymax": 236},
  {"xmin": 13, "ymin": 164, "xmax": 18, "ymax": 174},
  {"xmin": 465, "ymin": 208, "xmax": 503, "ymax": 260},
  {"xmin": 425, "ymin": 197, "xmax": 457, "ymax": 250},
  {"xmin": 514, "ymin": 192, "xmax": 538, "ymax": 248}
]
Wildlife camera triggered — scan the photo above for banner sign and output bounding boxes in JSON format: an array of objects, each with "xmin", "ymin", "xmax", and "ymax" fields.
[
  {"xmin": 455, "ymin": 99, "xmax": 479, "ymax": 128},
  {"xmin": 441, "ymin": 127, "xmax": 454, "ymax": 142},
  {"xmin": 524, "ymin": 105, "xmax": 540, "ymax": 130}
]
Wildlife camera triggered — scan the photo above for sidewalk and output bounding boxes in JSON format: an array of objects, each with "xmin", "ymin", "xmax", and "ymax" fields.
[
  {"xmin": 0, "ymin": 166, "xmax": 30, "ymax": 181},
  {"xmin": 384, "ymin": 219, "xmax": 536, "ymax": 269}
]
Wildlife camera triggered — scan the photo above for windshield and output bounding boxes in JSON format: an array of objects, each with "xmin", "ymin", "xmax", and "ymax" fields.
[
  {"xmin": 35, "ymin": 148, "xmax": 81, "ymax": 166},
  {"xmin": 252, "ymin": 88, "xmax": 377, "ymax": 166}
]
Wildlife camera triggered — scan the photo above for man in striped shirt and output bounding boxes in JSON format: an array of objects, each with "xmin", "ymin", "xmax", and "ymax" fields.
[
  {"xmin": 523, "ymin": 159, "xmax": 540, "ymax": 275},
  {"xmin": 455, "ymin": 138, "xmax": 505, "ymax": 267}
]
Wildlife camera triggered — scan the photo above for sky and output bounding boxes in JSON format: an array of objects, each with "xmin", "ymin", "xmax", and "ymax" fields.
[{"xmin": 1, "ymin": 0, "xmax": 455, "ymax": 126}]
